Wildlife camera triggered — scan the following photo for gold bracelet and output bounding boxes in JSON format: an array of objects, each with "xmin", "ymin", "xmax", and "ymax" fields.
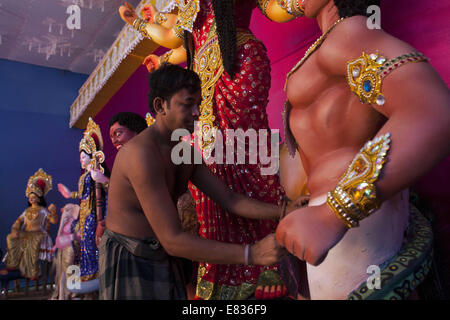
[
  {"xmin": 132, "ymin": 18, "xmax": 153, "ymax": 40},
  {"xmin": 275, "ymin": 0, "xmax": 304, "ymax": 17},
  {"xmin": 257, "ymin": 0, "xmax": 270, "ymax": 17},
  {"xmin": 327, "ymin": 133, "xmax": 391, "ymax": 228},
  {"xmin": 71, "ymin": 191, "xmax": 79, "ymax": 199},
  {"xmin": 159, "ymin": 50, "xmax": 173, "ymax": 65}
]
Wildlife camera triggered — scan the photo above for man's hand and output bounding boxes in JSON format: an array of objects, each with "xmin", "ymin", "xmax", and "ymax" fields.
[
  {"xmin": 119, "ymin": 2, "xmax": 138, "ymax": 25},
  {"xmin": 250, "ymin": 233, "xmax": 287, "ymax": 266},
  {"xmin": 143, "ymin": 54, "xmax": 160, "ymax": 72},
  {"xmin": 96, "ymin": 220, "xmax": 106, "ymax": 247},
  {"xmin": 58, "ymin": 183, "xmax": 71, "ymax": 199},
  {"xmin": 276, "ymin": 204, "xmax": 348, "ymax": 266}
]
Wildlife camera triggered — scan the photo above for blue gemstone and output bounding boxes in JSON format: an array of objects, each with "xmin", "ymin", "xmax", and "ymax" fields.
[{"xmin": 363, "ymin": 80, "xmax": 372, "ymax": 92}]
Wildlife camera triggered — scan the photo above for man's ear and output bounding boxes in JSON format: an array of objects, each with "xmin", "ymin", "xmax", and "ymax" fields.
[{"xmin": 153, "ymin": 97, "xmax": 166, "ymax": 115}]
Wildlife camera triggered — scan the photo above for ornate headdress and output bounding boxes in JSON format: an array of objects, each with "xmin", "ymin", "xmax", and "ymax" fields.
[
  {"xmin": 25, "ymin": 168, "xmax": 52, "ymax": 198},
  {"xmin": 79, "ymin": 117, "xmax": 105, "ymax": 172}
]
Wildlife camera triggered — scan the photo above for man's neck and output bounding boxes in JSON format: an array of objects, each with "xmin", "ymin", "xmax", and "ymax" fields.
[
  {"xmin": 316, "ymin": 1, "xmax": 341, "ymax": 34},
  {"xmin": 152, "ymin": 121, "xmax": 177, "ymax": 148}
]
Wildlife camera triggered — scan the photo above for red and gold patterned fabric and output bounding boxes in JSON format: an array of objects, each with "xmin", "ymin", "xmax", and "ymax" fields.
[{"xmin": 189, "ymin": 0, "xmax": 285, "ymax": 300}]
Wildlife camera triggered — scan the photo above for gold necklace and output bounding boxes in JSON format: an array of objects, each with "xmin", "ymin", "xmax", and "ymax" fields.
[
  {"xmin": 285, "ymin": 17, "xmax": 346, "ymax": 89},
  {"xmin": 25, "ymin": 206, "xmax": 41, "ymax": 221}
]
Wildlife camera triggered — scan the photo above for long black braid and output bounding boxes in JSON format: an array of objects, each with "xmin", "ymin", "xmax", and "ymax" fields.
[
  {"xmin": 183, "ymin": 1, "xmax": 237, "ymax": 78},
  {"xmin": 212, "ymin": 0, "xmax": 237, "ymax": 78},
  {"xmin": 334, "ymin": 0, "xmax": 380, "ymax": 18}
]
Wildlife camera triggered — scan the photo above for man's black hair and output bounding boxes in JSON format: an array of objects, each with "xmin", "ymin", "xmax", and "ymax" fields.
[
  {"xmin": 334, "ymin": 0, "xmax": 380, "ymax": 18},
  {"xmin": 148, "ymin": 63, "xmax": 201, "ymax": 114},
  {"xmin": 108, "ymin": 112, "xmax": 147, "ymax": 134}
]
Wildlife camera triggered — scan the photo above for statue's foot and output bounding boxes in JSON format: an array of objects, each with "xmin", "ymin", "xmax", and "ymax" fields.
[{"xmin": 254, "ymin": 285, "xmax": 288, "ymax": 299}]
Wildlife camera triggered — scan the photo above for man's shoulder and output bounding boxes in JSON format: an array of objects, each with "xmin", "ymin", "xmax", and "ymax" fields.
[{"xmin": 116, "ymin": 134, "xmax": 161, "ymax": 170}]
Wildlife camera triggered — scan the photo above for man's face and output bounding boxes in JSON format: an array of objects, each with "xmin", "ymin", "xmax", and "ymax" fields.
[
  {"xmin": 109, "ymin": 122, "xmax": 138, "ymax": 151},
  {"xmin": 164, "ymin": 88, "xmax": 201, "ymax": 133},
  {"xmin": 302, "ymin": 0, "xmax": 329, "ymax": 18}
]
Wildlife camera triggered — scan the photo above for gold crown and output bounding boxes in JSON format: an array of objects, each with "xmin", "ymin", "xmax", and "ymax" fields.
[
  {"xmin": 79, "ymin": 117, "xmax": 105, "ymax": 172},
  {"xmin": 25, "ymin": 168, "xmax": 52, "ymax": 198},
  {"xmin": 145, "ymin": 112, "xmax": 155, "ymax": 127}
]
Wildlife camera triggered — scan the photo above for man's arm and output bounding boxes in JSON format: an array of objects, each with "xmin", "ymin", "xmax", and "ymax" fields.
[
  {"xmin": 123, "ymin": 144, "xmax": 284, "ymax": 265},
  {"xmin": 190, "ymin": 163, "xmax": 283, "ymax": 220}
]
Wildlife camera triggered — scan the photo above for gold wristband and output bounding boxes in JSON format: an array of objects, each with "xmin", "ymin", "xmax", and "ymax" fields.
[
  {"xmin": 71, "ymin": 191, "xmax": 79, "ymax": 199},
  {"xmin": 132, "ymin": 18, "xmax": 153, "ymax": 40},
  {"xmin": 327, "ymin": 133, "xmax": 391, "ymax": 228},
  {"xmin": 159, "ymin": 50, "xmax": 173, "ymax": 65}
]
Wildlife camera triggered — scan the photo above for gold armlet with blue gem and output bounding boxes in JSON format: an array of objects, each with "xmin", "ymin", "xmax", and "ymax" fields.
[
  {"xmin": 327, "ymin": 133, "xmax": 391, "ymax": 228},
  {"xmin": 347, "ymin": 52, "xmax": 428, "ymax": 106}
]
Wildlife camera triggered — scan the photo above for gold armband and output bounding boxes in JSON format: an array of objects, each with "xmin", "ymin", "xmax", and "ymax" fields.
[
  {"xmin": 347, "ymin": 52, "xmax": 428, "ymax": 106},
  {"xmin": 71, "ymin": 191, "xmax": 79, "ymax": 199},
  {"xmin": 155, "ymin": 12, "xmax": 167, "ymax": 25},
  {"xmin": 327, "ymin": 133, "xmax": 391, "ymax": 228},
  {"xmin": 132, "ymin": 18, "xmax": 153, "ymax": 40}
]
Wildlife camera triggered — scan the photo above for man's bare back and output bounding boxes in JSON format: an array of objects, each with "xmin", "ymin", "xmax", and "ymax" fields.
[{"xmin": 106, "ymin": 127, "xmax": 193, "ymax": 240}]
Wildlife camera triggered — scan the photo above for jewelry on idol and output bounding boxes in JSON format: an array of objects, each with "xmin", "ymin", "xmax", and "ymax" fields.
[
  {"xmin": 347, "ymin": 52, "xmax": 428, "ymax": 106},
  {"xmin": 327, "ymin": 133, "xmax": 391, "ymax": 228}
]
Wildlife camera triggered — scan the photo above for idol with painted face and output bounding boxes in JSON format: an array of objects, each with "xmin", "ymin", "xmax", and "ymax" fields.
[
  {"xmin": 6, "ymin": 169, "xmax": 58, "ymax": 282},
  {"xmin": 109, "ymin": 112, "xmax": 147, "ymax": 151},
  {"xmin": 57, "ymin": 118, "xmax": 110, "ymax": 289}
]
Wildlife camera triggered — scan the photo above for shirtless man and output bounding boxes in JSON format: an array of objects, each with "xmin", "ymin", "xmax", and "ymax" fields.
[
  {"xmin": 99, "ymin": 63, "xmax": 289, "ymax": 300},
  {"xmin": 276, "ymin": 0, "xmax": 450, "ymax": 299}
]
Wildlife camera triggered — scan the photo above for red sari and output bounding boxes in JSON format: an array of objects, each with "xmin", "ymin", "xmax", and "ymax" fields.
[{"xmin": 188, "ymin": 0, "xmax": 285, "ymax": 300}]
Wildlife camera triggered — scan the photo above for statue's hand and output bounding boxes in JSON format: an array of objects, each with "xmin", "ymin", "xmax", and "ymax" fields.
[
  {"xmin": 285, "ymin": 195, "xmax": 310, "ymax": 217},
  {"xmin": 143, "ymin": 54, "xmax": 160, "ymax": 72},
  {"xmin": 119, "ymin": 2, "xmax": 138, "ymax": 25},
  {"xmin": 141, "ymin": 4, "xmax": 157, "ymax": 23},
  {"xmin": 276, "ymin": 204, "xmax": 348, "ymax": 266},
  {"xmin": 48, "ymin": 203, "xmax": 57, "ymax": 214},
  {"xmin": 90, "ymin": 168, "xmax": 108, "ymax": 184},
  {"xmin": 58, "ymin": 183, "xmax": 71, "ymax": 199}
]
